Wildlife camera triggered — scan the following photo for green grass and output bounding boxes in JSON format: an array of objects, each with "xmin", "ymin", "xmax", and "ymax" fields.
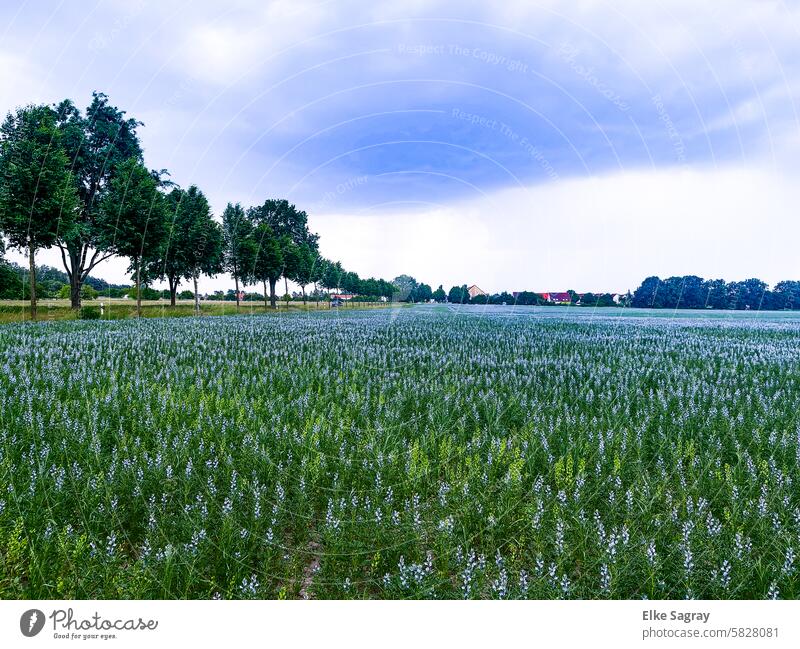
[
  {"xmin": 1, "ymin": 305, "xmax": 799, "ymax": 599},
  {"xmin": 0, "ymin": 299, "xmax": 395, "ymax": 323}
]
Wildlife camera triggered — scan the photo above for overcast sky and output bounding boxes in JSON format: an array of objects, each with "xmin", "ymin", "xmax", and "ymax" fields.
[{"xmin": 2, "ymin": 0, "xmax": 799, "ymax": 294}]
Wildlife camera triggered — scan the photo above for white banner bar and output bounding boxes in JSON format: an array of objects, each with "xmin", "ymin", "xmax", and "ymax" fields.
[{"xmin": 1, "ymin": 600, "xmax": 798, "ymax": 649}]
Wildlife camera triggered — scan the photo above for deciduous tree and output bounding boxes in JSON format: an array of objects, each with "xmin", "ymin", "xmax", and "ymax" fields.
[
  {"xmin": 251, "ymin": 222, "xmax": 283, "ymax": 310},
  {"xmin": 222, "ymin": 202, "xmax": 251, "ymax": 308},
  {"xmin": 291, "ymin": 242, "xmax": 316, "ymax": 304},
  {"xmin": 152, "ymin": 185, "xmax": 222, "ymax": 312},
  {"xmin": 0, "ymin": 104, "xmax": 79, "ymax": 320},
  {"xmin": 180, "ymin": 186, "xmax": 222, "ymax": 313},
  {"xmin": 54, "ymin": 93, "xmax": 143, "ymax": 309},
  {"xmin": 99, "ymin": 158, "xmax": 166, "ymax": 317}
]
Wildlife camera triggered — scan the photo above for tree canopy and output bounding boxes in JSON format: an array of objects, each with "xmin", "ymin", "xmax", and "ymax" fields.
[
  {"xmin": 631, "ymin": 275, "xmax": 781, "ymax": 310},
  {"xmin": 0, "ymin": 104, "xmax": 79, "ymax": 318},
  {"xmin": 55, "ymin": 92, "xmax": 143, "ymax": 308},
  {"xmin": 98, "ymin": 158, "xmax": 167, "ymax": 315}
]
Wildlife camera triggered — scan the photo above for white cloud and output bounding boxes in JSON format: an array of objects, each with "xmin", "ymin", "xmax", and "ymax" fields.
[
  {"xmin": 314, "ymin": 163, "xmax": 800, "ymax": 293},
  {"xmin": 0, "ymin": 52, "xmax": 46, "ymax": 112},
  {"xmin": 174, "ymin": 1, "xmax": 336, "ymax": 85},
  {"xmin": 9, "ymin": 161, "xmax": 799, "ymax": 296},
  {"xmin": 3, "ymin": 0, "xmax": 800, "ymax": 297}
]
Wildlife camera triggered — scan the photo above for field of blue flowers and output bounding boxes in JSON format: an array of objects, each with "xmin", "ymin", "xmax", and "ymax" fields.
[{"xmin": 1, "ymin": 305, "xmax": 799, "ymax": 599}]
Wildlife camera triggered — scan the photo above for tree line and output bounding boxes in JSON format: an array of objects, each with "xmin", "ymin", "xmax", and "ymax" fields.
[
  {"xmin": 220, "ymin": 201, "xmax": 397, "ymax": 310},
  {"xmin": 5, "ymin": 93, "xmax": 799, "ymax": 319},
  {"xmin": 0, "ymin": 93, "xmax": 399, "ymax": 319},
  {"xmin": 388, "ymin": 277, "xmax": 625, "ymax": 307},
  {"xmin": 631, "ymin": 275, "xmax": 800, "ymax": 310},
  {"xmin": 0, "ymin": 260, "xmax": 129, "ymax": 301}
]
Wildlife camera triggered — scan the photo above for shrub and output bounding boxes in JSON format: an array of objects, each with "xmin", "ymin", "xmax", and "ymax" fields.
[
  {"xmin": 126, "ymin": 286, "xmax": 161, "ymax": 301},
  {"xmin": 78, "ymin": 306, "xmax": 101, "ymax": 320},
  {"xmin": 81, "ymin": 285, "xmax": 99, "ymax": 300}
]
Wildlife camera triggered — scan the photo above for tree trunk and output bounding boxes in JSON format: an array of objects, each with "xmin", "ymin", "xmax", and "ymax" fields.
[
  {"xmin": 284, "ymin": 276, "xmax": 289, "ymax": 307},
  {"xmin": 235, "ymin": 274, "xmax": 241, "ymax": 309},
  {"xmin": 61, "ymin": 242, "xmax": 113, "ymax": 310},
  {"xmin": 193, "ymin": 273, "xmax": 200, "ymax": 315},
  {"xmin": 169, "ymin": 275, "xmax": 177, "ymax": 306},
  {"xmin": 28, "ymin": 246, "xmax": 37, "ymax": 321},
  {"xmin": 269, "ymin": 277, "xmax": 277, "ymax": 309},
  {"xmin": 70, "ymin": 272, "xmax": 81, "ymax": 310},
  {"xmin": 68, "ymin": 248, "xmax": 82, "ymax": 310},
  {"xmin": 263, "ymin": 281, "xmax": 269, "ymax": 311},
  {"xmin": 135, "ymin": 257, "xmax": 142, "ymax": 318},
  {"xmin": 302, "ymin": 285, "xmax": 306, "ymax": 305}
]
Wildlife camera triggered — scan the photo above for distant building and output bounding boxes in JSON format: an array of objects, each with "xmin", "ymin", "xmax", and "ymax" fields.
[
  {"xmin": 331, "ymin": 293, "xmax": 355, "ymax": 301},
  {"xmin": 513, "ymin": 290, "xmax": 623, "ymax": 305},
  {"xmin": 538, "ymin": 291, "xmax": 571, "ymax": 304},
  {"xmin": 468, "ymin": 285, "xmax": 487, "ymax": 299}
]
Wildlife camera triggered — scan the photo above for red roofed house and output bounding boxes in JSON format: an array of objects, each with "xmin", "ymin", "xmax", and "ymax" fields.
[
  {"xmin": 542, "ymin": 292, "xmax": 572, "ymax": 305},
  {"xmin": 467, "ymin": 285, "xmax": 487, "ymax": 299}
]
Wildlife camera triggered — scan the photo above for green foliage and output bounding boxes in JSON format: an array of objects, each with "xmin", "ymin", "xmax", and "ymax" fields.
[
  {"xmin": 250, "ymin": 223, "xmax": 283, "ymax": 307},
  {"xmin": 0, "ymin": 260, "xmax": 22, "ymax": 299},
  {"xmin": 126, "ymin": 285, "xmax": 161, "ymax": 301},
  {"xmin": 58, "ymin": 280, "xmax": 100, "ymax": 301},
  {"xmin": 0, "ymin": 518, "xmax": 29, "ymax": 596},
  {"xmin": 0, "ymin": 104, "xmax": 79, "ymax": 315},
  {"xmin": 580, "ymin": 292, "xmax": 616, "ymax": 307},
  {"xmin": 81, "ymin": 284, "xmax": 98, "ymax": 300},
  {"xmin": 99, "ymin": 158, "xmax": 167, "ymax": 312},
  {"xmin": 54, "ymin": 93, "xmax": 143, "ymax": 307},
  {"xmin": 631, "ymin": 275, "xmax": 792, "ymax": 310},
  {"xmin": 0, "ymin": 94, "xmax": 399, "ymax": 313},
  {"xmin": 447, "ymin": 284, "xmax": 470, "ymax": 304},
  {"xmin": 152, "ymin": 185, "xmax": 222, "ymax": 302},
  {"xmin": 414, "ymin": 282, "xmax": 433, "ymax": 302},
  {"xmin": 247, "ymin": 198, "xmax": 318, "ymax": 251},
  {"xmin": 99, "ymin": 159, "xmax": 166, "ymax": 265},
  {"xmin": 393, "ymin": 274, "xmax": 417, "ymax": 301},
  {"xmin": 289, "ymin": 242, "xmax": 317, "ymax": 299},
  {"xmin": 0, "ymin": 104, "xmax": 79, "ymax": 252},
  {"xmin": 513, "ymin": 291, "xmax": 546, "ymax": 306},
  {"xmin": 320, "ymin": 260, "xmax": 344, "ymax": 291},
  {"xmin": 78, "ymin": 305, "xmax": 100, "ymax": 320},
  {"xmin": 221, "ymin": 202, "xmax": 252, "ymax": 296}
]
